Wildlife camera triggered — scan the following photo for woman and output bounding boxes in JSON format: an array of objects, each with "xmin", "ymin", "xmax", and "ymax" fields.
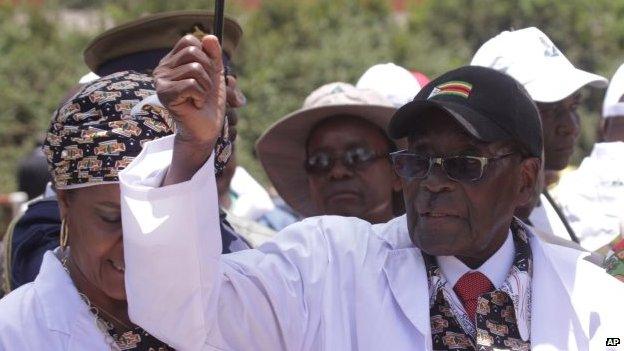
[{"xmin": 0, "ymin": 71, "xmax": 176, "ymax": 350}]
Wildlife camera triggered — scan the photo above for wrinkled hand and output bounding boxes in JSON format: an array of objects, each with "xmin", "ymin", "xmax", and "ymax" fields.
[
  {"xmin": 155, "ymin": 35, "xmax": 229, "ymax": 185},
  {"xmin": 154, "ymin": 34, "xmax": 226, "ymax": 149}
]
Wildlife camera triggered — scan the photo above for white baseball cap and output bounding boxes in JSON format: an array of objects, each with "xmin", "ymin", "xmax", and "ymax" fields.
[
  {"xmin": 356, "ymin": 63, "xmax": 422, "ymax": 108},
  {"xmin": 471, "ymin": 27, "xmax": 607, "ymax": 103},
  {"xmin": 603, "ymin": 63, "xmax": 624, "ymax": 118}
]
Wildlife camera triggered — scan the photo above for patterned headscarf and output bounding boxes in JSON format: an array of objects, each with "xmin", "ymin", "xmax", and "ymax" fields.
[{"xmin": 43, "ymin": 71, "xmax": 175, "ymax": 189}]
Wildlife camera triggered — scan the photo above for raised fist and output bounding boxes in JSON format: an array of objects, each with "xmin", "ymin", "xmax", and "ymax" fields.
[{"xmin": 154, "ymin": 34, "xmax": 226, "ymax": 150}]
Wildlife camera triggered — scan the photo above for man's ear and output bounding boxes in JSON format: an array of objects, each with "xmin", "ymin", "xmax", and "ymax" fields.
[
  {"xmin": 56, "ymin": 189, "xmax": 71, "ymax": 220},
  {"xmin": 516, "ymin": 157, "xmax": 541, "ymax": 209}
]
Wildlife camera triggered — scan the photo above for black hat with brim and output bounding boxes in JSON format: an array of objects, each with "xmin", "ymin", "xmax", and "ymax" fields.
[{"xmin": 84, "ymin": 10, "xmax": 242, "ymax": 76}]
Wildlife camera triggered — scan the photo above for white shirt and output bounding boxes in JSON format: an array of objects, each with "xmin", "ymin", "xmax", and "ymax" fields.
[
  {"xmin": 438, "ymin": 230, "xmax": 514, "ymax": 289},
  {"xmin": 529, "ymin": 194, "xmax": 572, "ymax": 242},
  {"xmin": 119, "ymin": 135, "xmax": 624, "ymax": 351},
  {"xmin": 554, "ymin": 142, "xmax": 624, "ymax": 251},
  {"xmin": 0, "ymin": 251, "xmax": 118, "ymax": 350}
]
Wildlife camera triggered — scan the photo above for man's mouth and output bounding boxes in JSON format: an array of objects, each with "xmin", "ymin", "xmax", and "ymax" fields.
[
  {"xmin": 553, "ymin": 143, "xmax": 575, "ymax": 153},
  {"xmin": 419, "ymin": 211, "xmax": 460, "ymax": 218},
  {"xmin": 327, "ymin": 191, "xmax": 360, "ymax": 201}
]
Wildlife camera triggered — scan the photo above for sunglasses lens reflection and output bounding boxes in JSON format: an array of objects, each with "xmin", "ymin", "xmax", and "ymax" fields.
[
  {"xmin": 392, "ymin": 154, "xmax": 429, "ymax": 179},
  {"xmin": 443, "ymin": 157, "xmax": 482, "ymax": 181}
]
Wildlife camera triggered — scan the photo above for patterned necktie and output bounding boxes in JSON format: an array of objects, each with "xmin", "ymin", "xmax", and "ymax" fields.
[{"xmin": 454, "ymin": 271, "xmax": 494, "ymax": 320}]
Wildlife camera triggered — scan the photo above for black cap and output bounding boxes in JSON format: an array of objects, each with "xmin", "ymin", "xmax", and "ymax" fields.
[{"xmin": 388, "ymin": 65, "xmax": 542, "ymax": 158}]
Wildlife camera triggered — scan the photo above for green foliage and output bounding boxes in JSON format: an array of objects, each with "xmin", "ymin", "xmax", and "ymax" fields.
[
  {"xmin": 0, "ymin": 4, "xmax": 92, "ymax": 193},
  {"xmin": 2, "ymin": 0, "xmax": 624, "ymax": 193}
]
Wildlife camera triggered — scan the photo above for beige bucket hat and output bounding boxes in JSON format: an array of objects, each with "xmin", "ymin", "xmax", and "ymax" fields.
[{"xmin": 255, "ymin": 82, "xmax": 406, "ymax": 217}]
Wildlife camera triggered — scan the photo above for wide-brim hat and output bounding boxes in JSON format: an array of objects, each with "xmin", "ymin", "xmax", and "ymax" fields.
[
  {"xmin": 255, "ymin": 82, "xmax": 406, "ymax": 217},
  {"xmin": 84, "ymin": 10, "xmax": 242, "ymax": 76}
]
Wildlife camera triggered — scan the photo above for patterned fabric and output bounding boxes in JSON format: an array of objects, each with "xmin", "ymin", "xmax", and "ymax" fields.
[
  {"xmin": 453, "ymin": 271, "xmax": 494, "ymax": 320},
  {"xmin": 43, "ymin": 71, "xmax": 174, "ymax": 189},
  {"xmin": 214, "ymin": 115, "xmax": 232, "ymax": 176},
  {"xmin": 105, "ymin": 326, "xmax": 172, "ymax": 350},
  {"xmin": 605, "ymin": 235, "xmax": 624, "ymax": 282},
  {"xmin": 424, "ymin": 218, "xmax": 533, "ymax": 350}
]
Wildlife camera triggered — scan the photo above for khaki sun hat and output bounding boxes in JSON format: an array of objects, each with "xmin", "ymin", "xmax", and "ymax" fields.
[{"xmin": 255, "ymin": 82, "xmax": 406, "ymax": 217}]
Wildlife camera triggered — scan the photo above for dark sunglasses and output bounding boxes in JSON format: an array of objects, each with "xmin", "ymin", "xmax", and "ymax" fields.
[
  {"xmin": 389, "ymin": 150, "xmax": 516, "ymax": 182},
  {"xmin": 304, "ymin": 147, "xmax": 388, "ymax": 175}
]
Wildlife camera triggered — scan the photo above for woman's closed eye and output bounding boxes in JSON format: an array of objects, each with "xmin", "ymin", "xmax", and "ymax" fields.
[{"xmin": 99, "ymin": 214, "xmax": 121, "ymax": 224}]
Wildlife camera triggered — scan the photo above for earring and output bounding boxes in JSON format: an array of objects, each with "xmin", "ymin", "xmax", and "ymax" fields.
[{"xmin": 60, "ymin": 218, "xmax": 69, "ymax": 250}]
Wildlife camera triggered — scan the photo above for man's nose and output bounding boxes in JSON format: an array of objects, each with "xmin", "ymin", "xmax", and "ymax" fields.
[
  {"xmin": 327, "ymin": 160, "xmax": 354, "ymax": 180},
  {"xmin": 556, "ymin": 110, "xmax": 581, "ymax": 138},
  {"xmin": 419, "ymin": 162, "xmax": 455, "ymax": 193}
]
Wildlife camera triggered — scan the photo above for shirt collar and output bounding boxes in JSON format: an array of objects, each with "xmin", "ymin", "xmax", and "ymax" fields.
[
  {"xmin": 34, "ymin": 250, "xmax": 90, "ymax": 334},
  {"xmin": 437, "ymin": 230, "xmax": 515, "ymax": 288}
]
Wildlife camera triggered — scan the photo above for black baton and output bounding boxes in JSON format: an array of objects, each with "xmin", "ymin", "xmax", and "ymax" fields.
[
  {"xmin": 213, "ymin": 0, "xmax": 229, "ymax": 80},
  {"xmin": 213, "ymin": 0, "xmax": 225, "ymax": 45}
]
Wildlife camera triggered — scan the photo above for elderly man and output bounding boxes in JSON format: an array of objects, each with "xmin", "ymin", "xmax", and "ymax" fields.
[
  {"xmin": 256, "ymin": 82, "xmax": 404, "ymax": 224},
  {"xmin": 471, "ymin": 27, "xmax": 608, "ymax": 244},
  {"xmin": 119, "ymin": 34, "xmax": 624, "ymax": 350}
]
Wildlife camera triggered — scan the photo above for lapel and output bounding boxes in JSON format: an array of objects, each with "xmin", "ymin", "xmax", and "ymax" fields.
[
  {"xmin": 379, "ymin": 217, "xmax": 431, "ymax": 347},
  {"xmin": 529, "ymin": 235, "xmax": 590, "ymax": 350},
  {"xmin": 35, "ymin": 251, "xmax": 113, "ymax": 350}
]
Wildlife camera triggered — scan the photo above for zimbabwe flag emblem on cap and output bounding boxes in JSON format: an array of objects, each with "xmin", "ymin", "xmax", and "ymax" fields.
[{"xmin": 428, "ymin": 81, "xmax": 473, "ymax": 99}]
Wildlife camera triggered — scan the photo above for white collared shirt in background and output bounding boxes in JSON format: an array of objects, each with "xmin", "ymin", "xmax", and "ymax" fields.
[
  {"xmin": 553, "ymin": 142, "xmax": 624, "ymax": 251},
  {"xmin": 528, "ymin": 194, "xmax": 572, "ymax": 243}
]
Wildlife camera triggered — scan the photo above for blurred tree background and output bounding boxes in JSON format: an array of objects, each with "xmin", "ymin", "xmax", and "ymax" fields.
[{"xmin": 2, "ymin": 0, "xmax": 624, "ymax": 195}]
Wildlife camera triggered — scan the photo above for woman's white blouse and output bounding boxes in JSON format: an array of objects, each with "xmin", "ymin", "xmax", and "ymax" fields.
[{"xmin": 0, "ymin": 250, "xmax": 116, "ymax": 350}]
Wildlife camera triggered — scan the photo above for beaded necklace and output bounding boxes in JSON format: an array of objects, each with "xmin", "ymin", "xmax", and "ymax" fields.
[{"xmin": 61, "ymin": 255, "xmax": 171, "ymax": 350}]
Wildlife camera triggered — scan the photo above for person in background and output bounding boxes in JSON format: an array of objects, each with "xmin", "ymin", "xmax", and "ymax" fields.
[
  {"xmin": 553, "ymin": 62, "xmax": 624, "ymax": 252},
  {"xmin": 256, "ymin": 82, "xmax": 405, "ymax": 224},
  {"xmin": 16, "ymin": 140, "xmax": 51, "ymax": 201},
  {"xmin": 0, "ymin": 71, "xmax": 175, "ymax": 349},
  {"xmin": 220, "ymin": 139, "xmax": 299, "ymax": 234},
  {"xmin": 356, "ymin": 62, "xmax": 423, "ymax": 108},
  {"xmin": 471, "ymin": 27, "xmax": 608, "ymax": 244},
  {"xmin": 410, "ymin": 69, "xmax": 431, "ymax": 88},
  {"xmin": 3, "ymin": 10, "xmax": 247, "ymax": 293},
  {"xmin": 120, "ymin": 40, "xmax": 624, "ymax": 349},
  {"xmin": 217, "ymin": 146, "xmax": 279, "ymax": 248}
]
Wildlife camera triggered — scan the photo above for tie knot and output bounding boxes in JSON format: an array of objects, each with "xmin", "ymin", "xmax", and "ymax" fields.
[
  {"xmin": 454, "ymin": 271, "xmax": 494, "ymax": 300},
  {"xmin": 453, "ymin": 271, "xmax": 494, "ymax": 320}
]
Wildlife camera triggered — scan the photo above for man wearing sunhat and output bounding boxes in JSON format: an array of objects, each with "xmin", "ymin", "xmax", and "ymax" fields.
[
  {"xmin": 471, "ymin": 27, "xmax": 608, "ymax": 245},
  {"xmin": 256, "ymin": 82, "xmax": 404, "ymax": 224},
  {"xmin": 3, "ymin": 10, "xmax": 248, "ymax": 293},
  {"xmin": 119, "ymin": 31, "xmax": 624, "ymax": 349},
  {"xmin": 554, "ymin": 63, "xmax": 624, "ymax": 252}
]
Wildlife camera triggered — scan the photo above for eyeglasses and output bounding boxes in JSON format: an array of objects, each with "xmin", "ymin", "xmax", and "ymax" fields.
[
  {"xmin": 389, "ymin": 150, "xmax": 516, "ymax": 182},
  {"xmin": 304, "ymin": 146, "xmax": 388, "ymax": 175}
]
